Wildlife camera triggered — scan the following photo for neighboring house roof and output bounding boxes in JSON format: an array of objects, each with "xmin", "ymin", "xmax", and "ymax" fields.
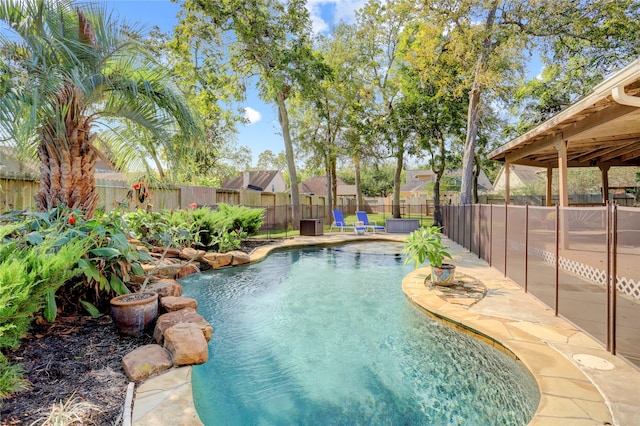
[
  {"xmin": 297, "ymin": 176, "xmax": 357, "ymax": 197},
  {"xmin": 493, "ymin": 165, "xmax": 545, "ymax": 192},
  {"xmin": 400, "ymin": 181, "xmax": 428, "ymax": 193},
  {"xmin": 403, "ymin": 169, "xmax": 494, "ymax": 192},
  {"xmin": 221, "ymin": 170, "xmax": 282, "ymax": 191},
  {"xmin": 300, "ymin": 176, "xmax": 331, "ymax": 194},
  {"xmin": 299, "ymin": 176, "xmax": 348, "ymax": 196}
]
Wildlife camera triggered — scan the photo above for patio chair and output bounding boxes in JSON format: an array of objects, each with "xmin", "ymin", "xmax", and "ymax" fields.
[
  {"xmin": 330, "ymin": 209, "xmax": 354, "ymax": 232},
  {"xmin": 356, "ymin": 211, "xmax": 386, "ymax": 233}
]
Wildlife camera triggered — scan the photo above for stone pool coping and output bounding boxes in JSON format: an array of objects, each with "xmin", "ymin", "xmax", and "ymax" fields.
[{"xmin": 131, "ymin": 233, "xmax": 640, "ymax": 425}]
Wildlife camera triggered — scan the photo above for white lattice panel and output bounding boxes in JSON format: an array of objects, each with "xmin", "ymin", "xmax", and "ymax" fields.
[{"xmin": 505, "ymin": 241, "xmax": 640, "ymax": 301}]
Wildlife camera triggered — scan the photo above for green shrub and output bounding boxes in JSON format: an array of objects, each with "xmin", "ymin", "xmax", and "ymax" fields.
[
  {"xmin": 216, "ymin": 203, "xmax": 264, "ymax": 235},
  {"xmin": 0, "ymin": 235, "xmax": 90, "ymax": 342},
  {"xmin": 123, "ymin": 209, "xmax": 195, "ymax": 248},
  {"xmin": 0, "ymin": 257, "xmax": 37, "ymax": 350},
  {"xmin": 0, "ymin": 208, "xmax": 153, "ymax": 315},
  {"xmin": 125, "ymin": 204, "xmax": 264, "ymax": 251},
  {"xmin": 0, "ymin": 353, "xmax": 29, "ymax": 400}
]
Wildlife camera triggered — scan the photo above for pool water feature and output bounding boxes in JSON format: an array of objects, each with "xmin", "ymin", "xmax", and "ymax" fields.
[{"xmin": 181, "ymin": 242, "xmax": 540, "ymax": 425}]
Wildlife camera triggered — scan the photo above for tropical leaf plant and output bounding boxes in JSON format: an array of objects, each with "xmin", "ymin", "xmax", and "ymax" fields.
[{"xmin": 402, "ymin": 226, "xmax": 452, "ymax": 268}]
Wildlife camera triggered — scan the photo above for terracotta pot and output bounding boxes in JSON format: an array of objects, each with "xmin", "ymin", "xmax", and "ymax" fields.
[
  {"xmin": 430, "ymin": 264, "xmax": 456, "ymax": 286},
  {"xmin": 110, "ymin": 292, "xmax": 159, "ymax": 337}
]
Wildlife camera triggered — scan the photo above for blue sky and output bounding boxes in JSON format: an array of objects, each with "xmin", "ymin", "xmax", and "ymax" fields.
[{"xmin": 102, "ymin": 0, "xmax": 366, "ymax": 166}]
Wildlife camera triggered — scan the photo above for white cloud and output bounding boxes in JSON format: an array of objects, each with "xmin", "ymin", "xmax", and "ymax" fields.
[
  {"xmin": 244, "ymin": 107, "xmax": 262, "ymax": 124},
  {"xmin": 306, "ymin": 0, "xmax": 367, "ymax": 34}
]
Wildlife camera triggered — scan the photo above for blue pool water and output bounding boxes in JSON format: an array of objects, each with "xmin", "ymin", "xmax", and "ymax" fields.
[{"xmin": 181, "ymin": 242, "xmax": 540, "ymax": 425}]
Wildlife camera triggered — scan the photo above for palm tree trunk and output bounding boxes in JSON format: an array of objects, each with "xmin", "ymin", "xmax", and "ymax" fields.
[{"xmin": 35, "ymin": 86, "xmax": 98, "ymax": 217}]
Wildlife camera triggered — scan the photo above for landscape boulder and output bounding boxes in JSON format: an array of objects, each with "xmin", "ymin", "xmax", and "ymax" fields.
[
  {"xmin": 122, "ymin": 344, "xmax": 173, "ymax": 381},
  {"xmin": 163, "ymin": 323, "xmax": 209, "ymax": 366},
  {"xmin": 229, "ymin": 250, "xmax": 251, "ymax": 266},
  {"xmin": 202, "ymin": 252, "xmax": 233, "ymax": 269},
  {"xmin": 180, "ymin": 247, "xmax": 206, "ymax": 261},
  {"xmin": 146, "ymin": 278, "xmax": 183, "ymax": 298},
  {"xmin": 154, "ymin": 308, "xmax": 213, "ymax": 344},
  {"xmin": 160, "ymin": 296, "xmax": 198, "ymax": 313},
  {"xmin": 177, "ymin": 262, "xmax": 200, "ymax": 278}
]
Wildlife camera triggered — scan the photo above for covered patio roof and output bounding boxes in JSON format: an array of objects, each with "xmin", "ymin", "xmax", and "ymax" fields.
[{"xmin": 488, "ymin": 59, "xmax": 640, "ymax": 206}]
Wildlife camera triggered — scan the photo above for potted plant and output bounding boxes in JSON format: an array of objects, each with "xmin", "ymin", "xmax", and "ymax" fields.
[{"xmin": 402, "ymin": 226, "xmax": 455, "ymax": 286}]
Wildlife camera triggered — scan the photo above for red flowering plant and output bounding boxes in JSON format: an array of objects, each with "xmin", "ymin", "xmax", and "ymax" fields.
[{"xmin": 131, "ymin": 181, "xmax": 150, "ymax": 204}]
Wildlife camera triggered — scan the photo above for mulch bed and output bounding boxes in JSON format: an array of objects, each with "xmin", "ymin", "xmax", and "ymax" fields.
[
  {"xmin": 1, "ymin": 239, "xmax": 278, "ymax": 425},
  {"xmin": 1, "ymin": 316, "xmax": 154, "ymax": 425}
]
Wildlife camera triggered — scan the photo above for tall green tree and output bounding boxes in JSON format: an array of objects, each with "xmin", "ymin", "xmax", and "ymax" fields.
[
  {"xmin": 0, "ymin": 0, "xmax": 200, "ymax": 217},
  {"xmin": 427, "ymin": 0, "xmax": 640, "ymax": 204},
  {"xmin": 398, "ymin": 15, "xmax": 472, "ymax": 224},
  {"xmin": 256, "ymin": 149, "xmax": 287, "ymax": 171},
  {"xmin": 511, "ymin": 0, "xmax": 640, "ymax": 129},
  {"xmin": 177, "ymin": 0, "xmax": 330, "ymax": 226},
  {"xmin": 163, "ymin": 23, "xmax": 250, "ymax": 186},
  {"xmin": 289, "ymin": 23, "xmax": 366, "ymax": 210},
  {"xmin": 356, "ymin": 0, "xmax": 418, "ymax": 218}
]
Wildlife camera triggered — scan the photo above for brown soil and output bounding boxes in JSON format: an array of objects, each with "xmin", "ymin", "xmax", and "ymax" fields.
[{"xmin": 0, "ymin": 239, "xmax": 278, "ymax": 425}]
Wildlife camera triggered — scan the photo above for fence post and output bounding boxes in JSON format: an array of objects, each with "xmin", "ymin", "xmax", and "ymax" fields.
[
  {"xmin": 554, "ymin": 204, "xmax": 560, "ymax": 316},
  {"xmin": 489, "ymin": 203, "xmax": 493, "ymax": 267},
  {"xmin": 478, "ymin": 204, "xmax": 482, "ymax": 259},
  {"xmin": 610, "ymin": 202, "xmax": 618, "ymax": 355},
  {"xmin": 504, "ymin": 202, "xmax": 508, "ymax": 278},
  {"xmin": 524, "ymin": 204, "xmax": 529, "ymax": 293},
  {"xmin": 462, "ymin": 204, "xmax": 466, "ymax": 249}
]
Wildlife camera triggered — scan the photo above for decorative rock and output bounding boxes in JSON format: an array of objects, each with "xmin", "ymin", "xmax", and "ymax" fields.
[
  {"xmin": 146, "ymin": 279, "xmax": 183, "ymax": 298},
  {"xmin": 177, "ymin": 262, "xmax": 200, "ymax": 278},
  {"xmin": 202, "ymin": 252, "xmax": 233, "ymax": 269},
  {"xmin": 144, "ymin": 258, "xmax": 188, "ymax": 278},
  {"xmin": 154, "ymin": 308, "xmax": 213, "ymax": 343},
  {"xmin": 229, "ymin": 251, "xmax": 250, "ymax": 266},
  {"xmin": 163, "ymin": 323, "xmax": 209, "ymax": 366},
  {"xmin": 122, "ymin": 344, "xmax": 173, "ymax": 381},
  {"xmin": 151, "ymin": 246, "xmax": 182, "ymax": 258},
  {"xmin": 160, "ymin": 296, "xmax": 198, "ymax": 312},
  {"xmin": 180, "ymin": 247, "xmax": 206, "ymax": 261}
]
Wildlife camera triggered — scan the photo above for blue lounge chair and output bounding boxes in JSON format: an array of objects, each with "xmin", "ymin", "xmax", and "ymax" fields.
[
  {"xmin": 356, "ymin": 211, "xmax": 386, "ymax": 233},
  {"xmin": 330, "ymin": 209, "xmax": 353, "ymax": 232}
]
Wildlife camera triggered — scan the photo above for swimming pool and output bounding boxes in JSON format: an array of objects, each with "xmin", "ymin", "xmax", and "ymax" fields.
[{"xmin": 181, "ymin": 242, "xmax": 540, "ymax": 425}]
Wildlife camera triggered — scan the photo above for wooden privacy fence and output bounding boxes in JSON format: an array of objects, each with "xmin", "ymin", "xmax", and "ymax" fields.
[
  {"xmin": 0, "ymin": 175, "xmax": 328, "ymax": 222},
  {"xmin": 1, "ymin": 175, "xmax": 437, "ymax": 230}
]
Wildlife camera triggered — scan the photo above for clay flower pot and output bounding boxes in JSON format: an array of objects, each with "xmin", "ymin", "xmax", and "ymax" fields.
[
  {"xmin": 430, "ymin": 263, "xmax": 456, "ymax": 286},
  {"xmin": 110, "ymin": 292, "xmax": 159, "ymax": 337}
]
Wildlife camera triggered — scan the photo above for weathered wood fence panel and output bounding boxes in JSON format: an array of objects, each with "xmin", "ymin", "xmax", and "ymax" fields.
[
  {"xmin": 1, "ymin": 175, "xmax": 338, "ymax": 228},
  {"xmin": 0, "ymin": 175, "xmax": 38, "ymax": 211}
]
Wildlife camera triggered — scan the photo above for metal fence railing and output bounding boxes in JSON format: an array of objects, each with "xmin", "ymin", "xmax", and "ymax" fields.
[{"xmin": 443, "ymin": 203, "xmax": 640, "ymax": 369}]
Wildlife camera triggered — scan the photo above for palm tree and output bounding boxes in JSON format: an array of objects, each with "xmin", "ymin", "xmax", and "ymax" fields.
[{"xmin": 0, "ymin": 0, "xmax": 200, "ymax": 217}]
